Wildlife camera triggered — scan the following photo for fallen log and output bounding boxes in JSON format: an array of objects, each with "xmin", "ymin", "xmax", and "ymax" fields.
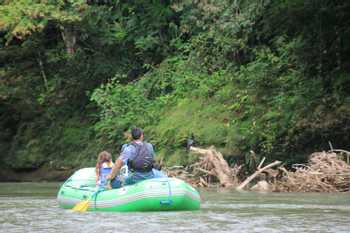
[
  {"xmin": 190, "ymin": 146, "xmax": 239, "ymax": 188},
  {"xmin": 236, "ymin": 160, "xmax": 282, "ymax": 191}
]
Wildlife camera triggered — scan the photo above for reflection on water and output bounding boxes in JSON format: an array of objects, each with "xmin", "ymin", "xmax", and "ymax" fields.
[{"xmin": 0, "ymin": 183, "xmax": 350, "ymax": 233}]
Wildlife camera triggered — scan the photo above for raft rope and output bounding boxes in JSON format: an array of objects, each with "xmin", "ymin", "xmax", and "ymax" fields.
[
  {"xmin": 166, "ymin": 179, "xmax": 173, "ymax": 205},
  {"xmin": 92, "ymin": 182, "xmax": 110, "ymax": 210},
  {"xmin": 64, "ymin": 178, "xmax": 175, "ymax": 208},
  {"xmin": 93, "ymin": 189, "xmax": 102, "ymax": 210},
  {"xmin": 62, "ymin": 178, "xmax": 103, "ymax": 210},
  {"xmin": 157, "ymin": 179, "xmax": 173, "ymax": 206},
  {"xmin": 64, "ymin": 184, "xmax": 95, "ymax": 192}
]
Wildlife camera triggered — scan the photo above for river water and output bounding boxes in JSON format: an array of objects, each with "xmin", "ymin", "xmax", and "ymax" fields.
[{"xmin": 0, "ymin": 182, "xmax": 349, "ymax": 233}]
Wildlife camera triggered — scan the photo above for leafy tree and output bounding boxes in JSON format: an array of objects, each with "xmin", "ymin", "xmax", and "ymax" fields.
[{"xmin": 0, "ymin": 0, "xmax": 349, "ymax": 172}]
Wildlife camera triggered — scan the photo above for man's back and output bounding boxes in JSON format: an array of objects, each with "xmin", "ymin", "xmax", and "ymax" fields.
[
  {"xmin": 120, "ymin": 141, "xmax": 155, "ymax": 162},
  {"xmin": 119, "ymin": 141, "xmax": 155, "ymax": 184}
]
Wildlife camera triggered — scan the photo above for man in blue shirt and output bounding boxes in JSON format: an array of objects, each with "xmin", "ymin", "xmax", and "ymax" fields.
[{"xmin": 107, "ymin": 128, "xmax": 157, "ymax": 188}]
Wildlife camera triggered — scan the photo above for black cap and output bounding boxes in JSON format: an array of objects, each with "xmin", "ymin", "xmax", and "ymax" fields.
[{"xmin": 131, "ymin": 127, "xmax": 143, "ymax": 140}]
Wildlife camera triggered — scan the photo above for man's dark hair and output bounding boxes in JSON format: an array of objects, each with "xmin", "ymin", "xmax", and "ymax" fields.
[{"xmin": 131, "ymin": 127, "xmax": 143, "ymax": 140}]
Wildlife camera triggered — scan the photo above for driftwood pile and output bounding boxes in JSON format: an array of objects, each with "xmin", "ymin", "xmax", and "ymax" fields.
[
  {"xmin": 275, "ymin": 151, "xmax": 350, "ymax": 192},
  {"xmin": 164, "ymin": 146, "xmax": 350, "ymax": 193},
  {"xmin": 164, "ymin": 146, "xmax": 241, "ymax": 187}
]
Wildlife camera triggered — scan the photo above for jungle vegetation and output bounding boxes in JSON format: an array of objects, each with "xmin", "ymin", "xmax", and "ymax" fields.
[{"xmin": 0, "ymin": 0, "xmax": 349, "ymax": 172}]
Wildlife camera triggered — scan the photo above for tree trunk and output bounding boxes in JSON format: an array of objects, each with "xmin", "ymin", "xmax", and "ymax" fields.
[
  {"xmin": 60, "ymin": 25, "xmax": 77, "ymax": 55},
  {"xmin": 236, "ymin": 160, "xmax": 281, "ymax": 191},
  {"xmin": 190, "ymin": 146, "xmax": 237, "ymax": 188}
]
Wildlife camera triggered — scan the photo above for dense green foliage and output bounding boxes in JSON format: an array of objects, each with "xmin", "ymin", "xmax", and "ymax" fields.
[{"xmin": 1, "ymin": 0, "xmax": 349, "ymax": 171}]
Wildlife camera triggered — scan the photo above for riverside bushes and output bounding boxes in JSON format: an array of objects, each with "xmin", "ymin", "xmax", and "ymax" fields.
[{"xmin": 1, "ymin": 1, "xmax": 349, "ymax": 170}]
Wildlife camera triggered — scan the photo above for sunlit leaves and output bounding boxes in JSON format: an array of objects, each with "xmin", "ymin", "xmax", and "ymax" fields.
[{"xmin": 0, "ymin": 0, "xmax": 88, "ymax": 43}]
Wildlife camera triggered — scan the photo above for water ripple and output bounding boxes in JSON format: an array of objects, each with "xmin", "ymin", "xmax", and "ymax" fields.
[{"xmin": 1, "ymin": 187, "xmax": 350, "ymax": 233}]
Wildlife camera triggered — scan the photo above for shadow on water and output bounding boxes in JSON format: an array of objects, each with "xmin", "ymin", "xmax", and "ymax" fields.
[{"xmin": 0, "ymin": 183, "xmax": 350, "ymax": 233}]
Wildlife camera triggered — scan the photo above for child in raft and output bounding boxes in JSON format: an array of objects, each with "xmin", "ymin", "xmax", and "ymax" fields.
[{"xmin": 96, "ymin": 151, "xmax": 114, "ymax": 190}]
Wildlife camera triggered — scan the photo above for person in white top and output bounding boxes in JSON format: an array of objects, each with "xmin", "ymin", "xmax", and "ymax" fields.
[{"xmin": 95, "ymin": 151, "xmax": 114, "ymax": 190}]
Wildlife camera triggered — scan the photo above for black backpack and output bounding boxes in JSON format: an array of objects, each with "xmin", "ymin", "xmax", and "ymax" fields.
[{"xmin": 128, "ymin": 142, "xmax": 155, "ymax": 172}]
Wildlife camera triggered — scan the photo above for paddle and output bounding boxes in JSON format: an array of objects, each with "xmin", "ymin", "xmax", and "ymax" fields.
[
  {"xmin": 72, "ymin": 188, "xmax": 99, "ymax": 212},
  {"xmin": 72, "ymin": 178, "xmax": 112, "ymax": 212}
]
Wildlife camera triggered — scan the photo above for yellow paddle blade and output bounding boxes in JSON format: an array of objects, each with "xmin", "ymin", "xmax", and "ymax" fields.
[{"xmin": 72, "ymin": 200, "xmax": 90, "ymax": 212}]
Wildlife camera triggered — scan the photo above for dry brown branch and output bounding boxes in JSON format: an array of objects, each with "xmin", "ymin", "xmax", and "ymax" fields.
[
  {"xmin": 190, "ymin": 146, "xmax": 238, "ymax": 187},
  {"xmin": 275, "ymin": 151, "xmax": 350, "ymax": 192},
  {"xmin": 194, "ymin": 167, "xmax": 216, "ymax": 176},
  {"xmin": 164, "ymin": 146, "xmax": 241, "ymax": 188},
  {"xmin": 330, "ymin": 149, "xmax": 350, "ymax": 155},
  {"xmin": 236, "ymin": 160, "xmax": 281, "ymax": 191},
  {"xmin": 257, "ymin": 157, "xmax": 266, "ymax": 170},
  {"xmin": 165, "ymin": 147, "xmax": 350, "ymax": 192}
]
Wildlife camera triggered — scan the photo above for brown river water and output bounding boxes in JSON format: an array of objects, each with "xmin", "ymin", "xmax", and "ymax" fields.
[{"xmin": 0, "ymin": 182, "xmax": 349, "ymax": 233}]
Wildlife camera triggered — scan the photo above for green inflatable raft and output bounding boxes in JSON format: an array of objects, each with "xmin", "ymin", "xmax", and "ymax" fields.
[{"xmin": 57, "ymin": 168, "xmax": 201, "ymax": 212}]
